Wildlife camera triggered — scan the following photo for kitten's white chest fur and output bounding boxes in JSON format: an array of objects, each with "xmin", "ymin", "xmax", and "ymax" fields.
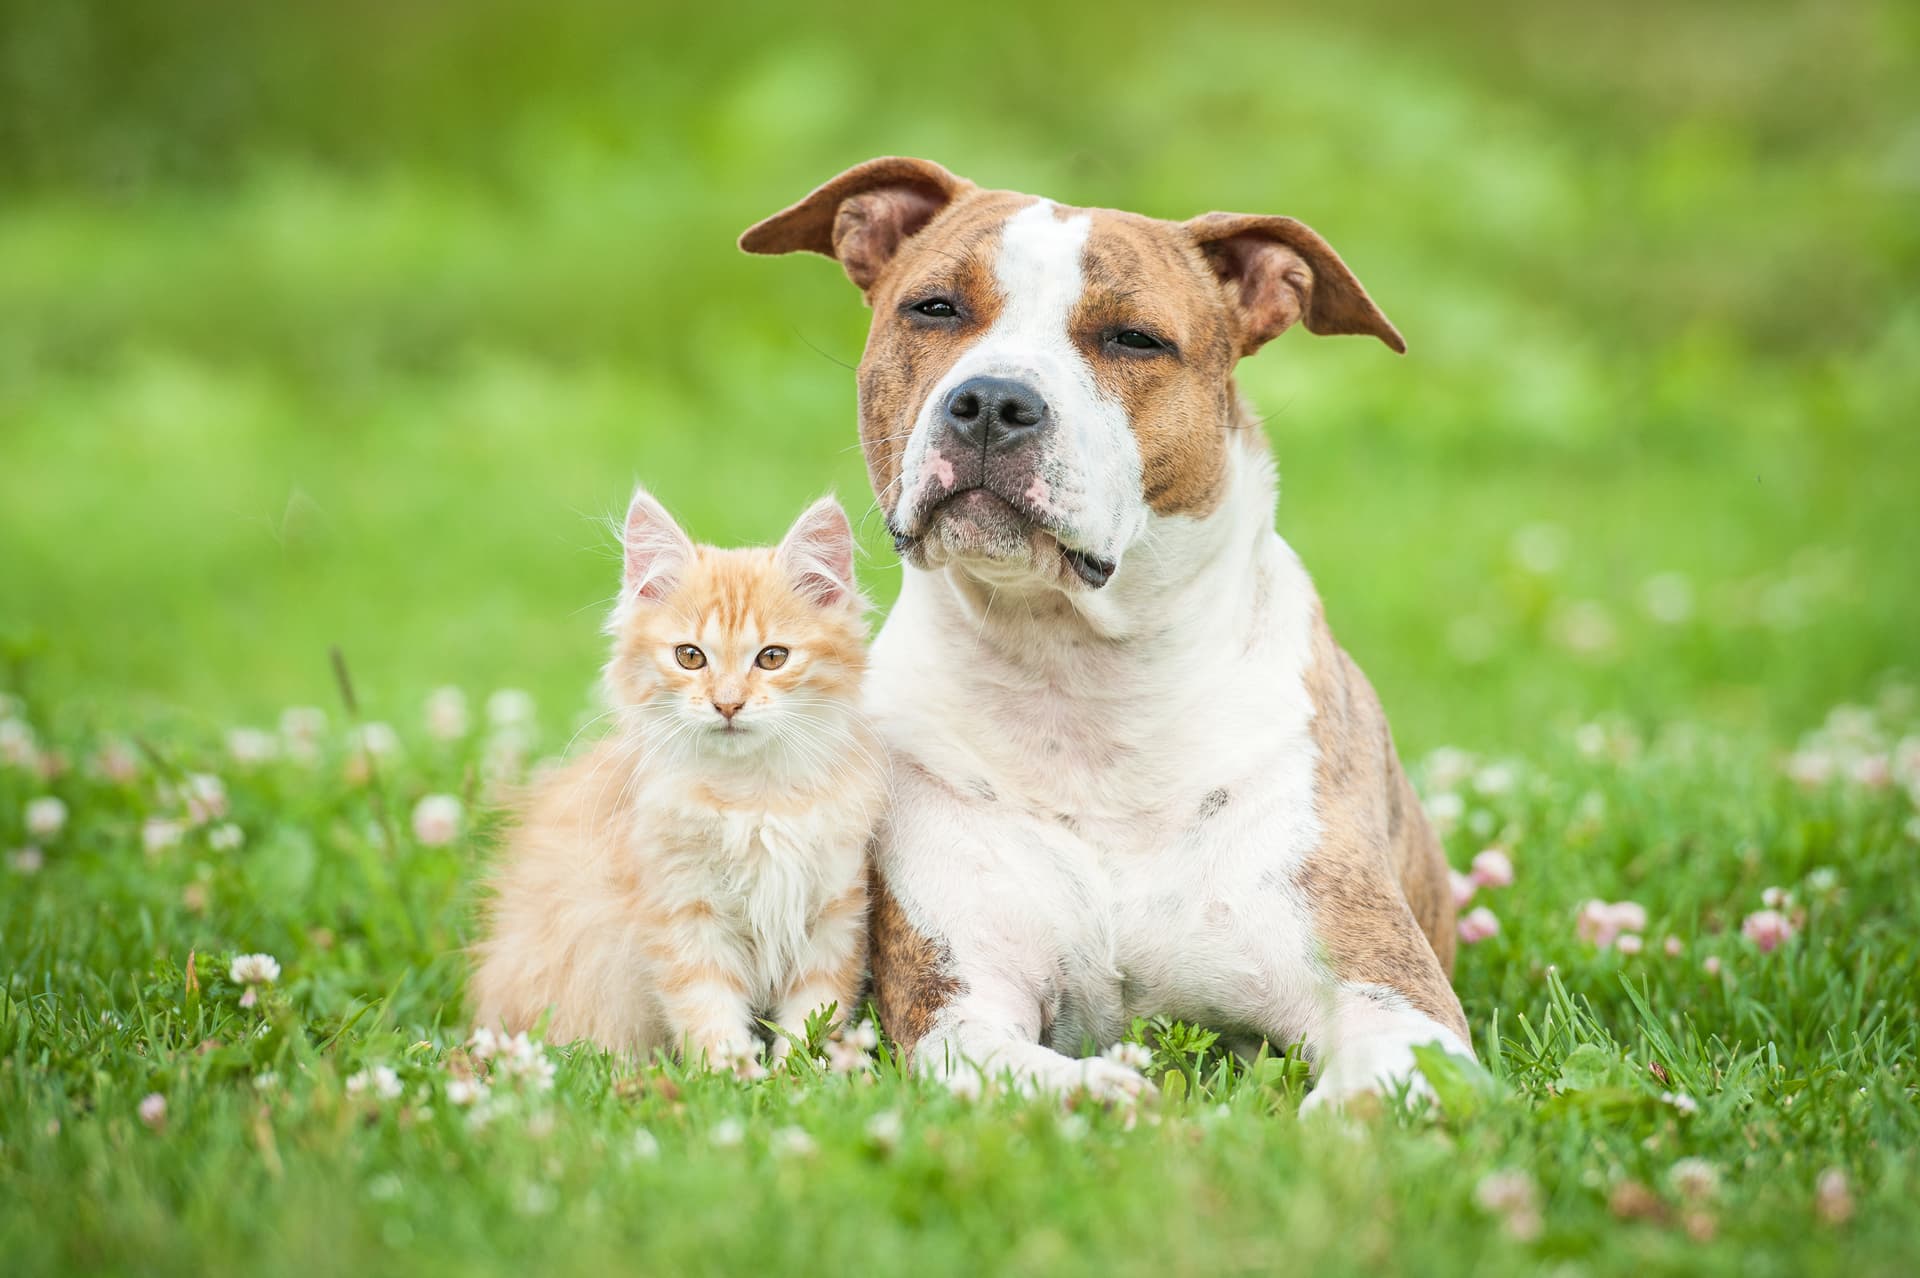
[{"xmin": 659, "ymin": 798, "xmax": 869, "ymax": 1009}]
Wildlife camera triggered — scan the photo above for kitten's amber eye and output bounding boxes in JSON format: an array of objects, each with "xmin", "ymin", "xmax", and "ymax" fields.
[
  {"xmin": 674, "ymin": 644, "xmax": 706, "ymax": 670},
  {"xmin": 755, "ymin": 646, "xmax": 789, "ymax": 671}
]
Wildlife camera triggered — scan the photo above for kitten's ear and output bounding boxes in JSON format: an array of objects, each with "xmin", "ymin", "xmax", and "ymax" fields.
[
  {"xmin": 776, "ymin": 497, "xmax": 858, "ymax": 609},
  {"xmin": 622, "ymin": 486, "xmax": 695, "ymax": 602}
]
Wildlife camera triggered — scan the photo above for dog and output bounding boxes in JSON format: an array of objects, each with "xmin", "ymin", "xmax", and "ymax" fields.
[{"xmin": 741, "ymin": 158, "xmax": 1469, "ymax": 1110}]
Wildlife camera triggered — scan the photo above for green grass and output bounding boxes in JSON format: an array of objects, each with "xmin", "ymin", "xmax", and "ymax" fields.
[{"xmin": 2, "ymin": 0, "xmax": 1918, "ymax": 1273}]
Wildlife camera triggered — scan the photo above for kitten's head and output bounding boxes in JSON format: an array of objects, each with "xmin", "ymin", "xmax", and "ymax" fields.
[{"xmin": 605, "ymin": 488, "xmax": 870, "ymax": 760}]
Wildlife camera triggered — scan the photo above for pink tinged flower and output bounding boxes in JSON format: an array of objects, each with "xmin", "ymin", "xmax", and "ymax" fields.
[
  {"xmin": 142, "ymin": 818, "xmax": 185, "ymax": 856},
  {"xmin": 1474, "ymin": 1169, "xmax": 1543, "ymax": 1241},
  {"xmin": 1664, "ymin": 935, "xmax": 1684, "ymax": 957},
  {"xmin": 138, "ymin": 1093, "xmax": 167, "ymax": 1129},
  {"xmin": 93, "ymin": 740, "xmax": 140, "ymax": 784},
  {"xmin": 1471, "ymin": 849, "xmax": 1515, "ymax": 889},
  {"xmin": 24, "ymin": 796, "xmax": 67, "ymax": 840},
  {"xmin": 1450, "ymin": 870, "xmax": 1477, "ymax": 909},
  {"xmin": 9, "ymin": 846, "xmax": 43, "ymax": 875},
  {"xmin": 1814, "ymin": 1168, "xmax": 1855, "ymax": 1226},
  {"xmin": 35, "ymin": 749, "xmax": 69, "ymax": 782},
  {"xmin": 352, "ymin": 722, "xmax": 401, "ymax": 759},
  {"xmin": 411, "ymin": 794, "xmax": 463, "ymax": 846},
  {"xmin": 1703, "ymin": 956, "xmax": 1723, "ymax": 976},
  {"xmin": 1742, "ymin": 909, "xmax": 1796, "ymax": 952},
  {"xmin": 1615, "ymin": 933, "xmax": 1645, "ymax": 955},
  {"xmin": 238, "ymin": 988, "xmax": 257, "ymax": 1009},
  {"xmin": 425, "ymin": 687, "xmax": 470, "ymax": 741},
  {"xmin": 1849, "ymin": 754, "xmax": 1891, "ymax": 788},
  {"xmin": 1457, "ymin": 907, "xmax": 1501, "ymax": 945},
  {"xmin": 1577, "ymin": 899, "xmax": 1646, "ymax": 948},
  {"xmin": 182, "ymin": 774, "xmax": 228, "ymax": 825}
]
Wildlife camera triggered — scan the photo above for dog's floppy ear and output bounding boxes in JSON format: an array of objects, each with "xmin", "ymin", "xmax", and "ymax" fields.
[
  {"xmin": 1185, "ymin": 212, "xmax": 1405, "ymax": 356},
  {"xmin": 740, "ymin": 157, "xmax": 973, "ymax": 292}
]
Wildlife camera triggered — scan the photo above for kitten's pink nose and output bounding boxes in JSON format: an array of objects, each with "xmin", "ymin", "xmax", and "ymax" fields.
[{"xmin": 713, "ymin": 700, "xmax": 744, "ymax": 722}]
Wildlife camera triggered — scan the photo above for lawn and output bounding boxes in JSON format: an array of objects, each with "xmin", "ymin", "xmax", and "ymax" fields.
[{"xmin": 2, "ymin": 1, "xmax": 1918, "ymax": 1274}]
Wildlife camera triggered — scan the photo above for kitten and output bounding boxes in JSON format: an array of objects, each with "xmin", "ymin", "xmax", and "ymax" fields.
[{"xmin": 470, "ymin": 487, "xmax": 886, "ymax": 1066}]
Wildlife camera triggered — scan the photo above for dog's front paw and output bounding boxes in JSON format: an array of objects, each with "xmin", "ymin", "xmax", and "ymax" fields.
[
  {"xmin": 1068, "ymin": 1055, "xmax": 1149, "ymax": 1104},
  {"xmin": 1300, "ymin": 1035, "xmax": 1444, "ymax": 1117}
]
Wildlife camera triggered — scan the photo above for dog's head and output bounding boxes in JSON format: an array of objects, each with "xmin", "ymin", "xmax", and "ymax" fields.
[{"xmin": 742, "ymin": 157, "xmax": 1403, "ymax": 590}]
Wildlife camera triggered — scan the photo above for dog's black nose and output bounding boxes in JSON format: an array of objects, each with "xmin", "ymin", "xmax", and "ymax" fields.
[{"xmin": 942, "ymin": 376, "xmax": 1048, "ymax": 449}]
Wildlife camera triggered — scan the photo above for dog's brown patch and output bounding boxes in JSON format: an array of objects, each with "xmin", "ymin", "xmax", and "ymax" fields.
[
  {"xmin": 1073, "ymin": 209, "xmax": 1240, "ymax": 518},
  {"xmin": 852, "ymin": 191, "xmax": 1030, "ymax": 512},
  {"xmin": 868, "ymin": 875, "xmax": 965, "ymax": 1057},
  {"xmin": 1295, "ymin": 604, "xmax": 1466, "ymax": 1038}
]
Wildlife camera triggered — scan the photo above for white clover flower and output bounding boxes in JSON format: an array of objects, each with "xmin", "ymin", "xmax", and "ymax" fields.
[
  {"xmin": 9, "ymin": 846, "xmax": 43, "ymax": 875},
  {"xmin": 864, "ymin": 1109, "xmax": 904, "ymax": 1150},
  {"xmin": 629, "ymin": 1128, "xmax": 661, "ymax": 1160},
  {"xmin": 346, "ymin": 1065, "xmax": 403, "ymax": 1101},
  {"xmin": 1806, "ymin": 866, "xmax": 1839, "ymax": 894},
  {"xmin": 1661, "ymin": 1090, "xmax": 1700, "ymax": 1116},
  {"xmin": 207, "ymin": 822, "xmax": 245, "ymax": 852},
  {"xmin": 142, "ymin": 818, "xmax": 185, "ymax": 856},
  {"xmin": 487, "ymin": 689, "xmax": 537, "ymax": 729},
  {"xmin": 280, "ymin": 707, "xmax": 326, "ymax": 738},
  {"xmin": 411, "ymin": 794, "xmax": 463, "ymax": 847},
  {"xmin": 182, "ymin": 773, "xmax": 228, "ymax": 825},
  {"xmin": 445, "ymin": 1077, "xmax": 489, "ymax": 1107},
  {"xmin": 424, "ymin": 687, "xmax": 470, "ymax": 741},
  {"xmin": 1574, "ymin": 722, "xmax": 1609, "ymax": 760},
  {"xmin": 847, "ymin": 1019, "xmax": 881, "ymax": 1052},
  {"xmin": 1424, "ymin": 746, "xmax": 1476, "ymax": 792},
  {"xmin": 25, "ymin": 796, "xmax": 68, "ymax": 840},
  {"xmin": 0, "ymin": 718, "xmax": 38, "ymax": 770},
  {"xmin": 708, "ymin": 1118, "xmax": 746, "ymax": 1148},
  {"xmin": 825, "ymin": 1039, "xmax": 874, "ymax": 1074},
  {"xmin": 137, "ymin": 1093, "xmax": 167, "ymax": 1129},
  {"xmin": 1815, "ymin": 1167, "xmax": 1855, "ymax": 1225},
  {"xmin": 1472, "ymin": 764, "xmax": 1518, "ymax": 797},
  {"xmin": 1553, "ymin": 601, "xmax": 1619, "ymax": 658},
  {"xmin": 252, "ymin": 1072, "xmax": 280, "ymax": 1092},
  {"xmin": 491, "ymin": 1034, "xmax": 557, "ymax": 1091},
  {"xmin": 229, "ymin": 953, "xmax": 281, "ymax": 985},
  {"xmin": 348, "ymin": 722, "xmax": 401, "ymax": 761},
  {"xmin": 226, "ymin": 728, "xmax": 279, "ymax": 768},
  {"xmin": 1057, "ymin": 1112, "xmax": 1090, "ymax": 1143},
  {"xmin": 769, "ymin": 1125, "xmax": 817, "ymax": 1158},
  {"xmin": 1425, "ymin": 791, "xmax": 1465, "ymax": 830},
  {"xmin": 1102, "ymin": 1041, "xmax": 1153, "ymax": 1072},
  {"xmin": 1668, "ymin": 1156, "xmax": 1719, "ymax": 1200},
  {"xmin": 466, "ymin": 1026, "xmax": 505, "ymax": 1059}
]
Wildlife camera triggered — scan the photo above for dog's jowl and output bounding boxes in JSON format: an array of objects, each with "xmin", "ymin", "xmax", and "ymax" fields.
[{"xmin": 743, "ymin": 157, "xmax": 1468, "ymax": 1109}]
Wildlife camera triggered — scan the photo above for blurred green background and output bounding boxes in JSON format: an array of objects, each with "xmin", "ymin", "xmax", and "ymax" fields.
[{"xmin": 2, "ymin": 0, "xmax": 1915, "ymax": 752}]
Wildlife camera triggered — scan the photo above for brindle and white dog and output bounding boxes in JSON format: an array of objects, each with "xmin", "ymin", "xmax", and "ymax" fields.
[{"xmin": 741, "ymin": 157, "xmax": 1470, "ymax": 1110}]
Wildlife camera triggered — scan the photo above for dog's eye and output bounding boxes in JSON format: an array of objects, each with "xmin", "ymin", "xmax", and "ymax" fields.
[
  {"xmin": 755, "ymin": 646, "xmax": 789, "ymax": 671},
  {"xmin": 911, "ymin": 298, "xmax": 959, "ymax": 319},
  {"xmin": 1111, "ymin": 329, "xmax": 1165, "ymax": 351},
  {"xmin": 674, "ymin": 644, "xmax": 706, "ymax": 670}
]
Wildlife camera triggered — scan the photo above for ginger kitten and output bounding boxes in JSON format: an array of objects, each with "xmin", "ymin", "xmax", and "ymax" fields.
[{"xmin": 471, "ymin": 488, "xmax": 886, "ymax": 1065}]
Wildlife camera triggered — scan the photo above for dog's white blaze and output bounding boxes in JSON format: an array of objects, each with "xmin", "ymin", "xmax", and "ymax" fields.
[{"xmin": 893, "ymin": 199, "xmax": 1144, "ymax": 560}]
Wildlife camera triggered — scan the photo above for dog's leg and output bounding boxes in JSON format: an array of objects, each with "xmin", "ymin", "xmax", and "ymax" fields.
[
  {"xmin": 918, "ymin": 989, "xmax": 1148, "ymax": 1103},
  {"xmin": 1290, "ymin": 864, "xmax": 1474, "ymax": 1115}
]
